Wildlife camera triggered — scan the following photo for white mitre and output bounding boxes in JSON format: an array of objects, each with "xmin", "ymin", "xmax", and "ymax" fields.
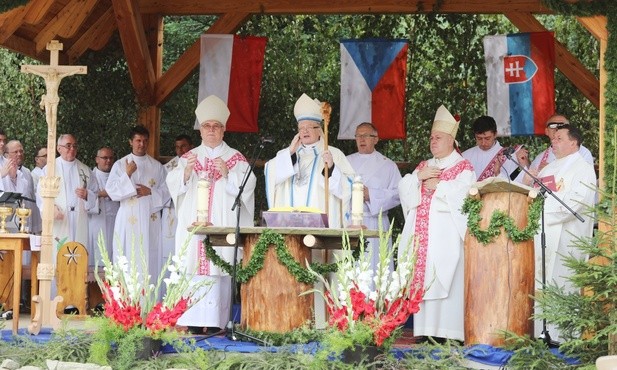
[
  {"xmin": 431, "ymin": 105, "xmax": 459, "ymax": 138},
  {"xmin": 195, "ymin": 95, "xmax": 230, "ymax": 127},
  {"xmin": 294, "ymin": 93, "xmax": 322, "ymax": 123}
]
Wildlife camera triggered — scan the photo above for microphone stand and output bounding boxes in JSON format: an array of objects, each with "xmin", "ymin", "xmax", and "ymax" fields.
[
  {"xmin": 223, "ymin": 139, "xmax": 268, "ymax": 345},
  {"xmin": 504, "ymin": 152, "xmax": 584, "ymax": 347}
]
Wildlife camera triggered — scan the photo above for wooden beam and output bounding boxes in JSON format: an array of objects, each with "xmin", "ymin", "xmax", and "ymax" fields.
[
  {"xmin": 577, "ymin": 15, "xmax": 607, "ymax": 42},
  {"xmin": 142, "ymin": 14, "xmax": 163, "ymax": 157},
  {"xmin": 67, "ymin": 8, "xmax": 116, "ymax": 63},
  {"xmin": 0, "ymin": 6, "xmax": 26, "ymax": 43},
  {"xmin": 154, "ymin": 12, "xmax": 250, "ymax": 106},
  {"xmin": 505, "ymin": 11, "xmax": 600, "ymax": 108},
  {"xmin": 139, "ymin": 0, "xmax": 552, "ymax": 15},
  {"xmin": 58, "ymin": 0, "xmax": 100, "ymax": 38},
  {"xmin": 23, "ymin": 0, "xmax": 57, "ymax": 25},
  {"xmin": 1, "ymin": 34, "xmax": 38, "ymax": 60},
  {"xmin": 111, "ymin": 0, "xmax": 156, "ymax": 105},
  {"xmin": 138, "ymin": 105, "xmax": 161, "ymax": 157},
  {"xmin": 34, "ymin": 0, "xmax": 98, "ymax": 53}
]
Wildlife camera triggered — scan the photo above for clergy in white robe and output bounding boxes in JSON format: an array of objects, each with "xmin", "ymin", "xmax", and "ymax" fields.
[
  {"xmin": 346, "ymin": 122, "xmax": 401, "ymax": 272},
  {"xmin": 88, "ymin": 147, "xmax": 119, "ymax": 266},
  {"xmin": 32, "ymin": 146, "xmax": 48, "ymax": 191},
  {"xmin": 398, "ymin": 105, "xmax": 475, "ymax": 341},
  {"xmin": 36, "ymin": 135, "xmax": 98, "ymax": 249},
  {"xmin": 462, "ymin": 115, "xmax": 529, "ymax": 182},
  {"xmin": 106, "ymin": 125, "xmax": 170, "ymax": 283},
  {"xmin": 167, "ymin": 95, "xmax": 255, "ymax": 331},
  {"xmin": 162, "ymin": 135, "xmax": 193, "ymax": 278},
  {"xmin": 529, "ymin": 125, "xmax": 596, "ymax": 342}
]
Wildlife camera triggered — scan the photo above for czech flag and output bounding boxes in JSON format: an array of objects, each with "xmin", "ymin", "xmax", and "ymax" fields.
[
  {"xmin": 483, "ymin": 32, "xmax": 555, "ymax": 136},
  {"xmin": 339, "ymin": 39, "xmax": 408, "ymax": 140},
  {"xmin": 196, "ymin": 34, "xmax": 267, "ymax": 132}
]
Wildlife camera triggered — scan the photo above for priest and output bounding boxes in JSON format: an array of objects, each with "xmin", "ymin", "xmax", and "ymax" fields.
[
  {"xmin": 167, "ymin": 95, "xmax": 256, "ymax": 334},
  {"xmin": 398, "ymin": 105, "xmax": 475, "ymax": 341}
]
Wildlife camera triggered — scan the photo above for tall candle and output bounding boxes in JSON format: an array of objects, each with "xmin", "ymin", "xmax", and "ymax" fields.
[
  {"xmin": 196, "ymin": 178, "xmax": 210, "ymax": 223},
  {"xmin": 351, "ymin": 176, "xmax": 364, "ymax": 226}
]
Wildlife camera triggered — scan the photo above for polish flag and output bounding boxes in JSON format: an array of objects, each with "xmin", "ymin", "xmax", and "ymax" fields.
[
  {"xmin": 484, "ymin": 32, "xmax": 555, "ymax": 136},
  {"xmin": 196, "ymin": 34, "xmax": 267, "ymax": 132},
  {"xmin": 339, "ymin": 39, "xmax": 408, "ymax": 140}
]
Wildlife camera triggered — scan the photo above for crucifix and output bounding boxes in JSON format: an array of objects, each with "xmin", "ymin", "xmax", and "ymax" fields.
[{"xmin": 21, "ymin": 40, "xmax": 87, "ymax": 335}]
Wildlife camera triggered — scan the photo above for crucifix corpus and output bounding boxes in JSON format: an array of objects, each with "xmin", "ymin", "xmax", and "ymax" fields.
[{"xmin": 21, "ymin": 40, "xmax": 87, "ymax": 335}]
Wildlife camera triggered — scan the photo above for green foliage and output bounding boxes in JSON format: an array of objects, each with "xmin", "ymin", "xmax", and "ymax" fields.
[
  {"xmin": 504, "ymin": 334, "xmax": 579, "ymax": 370},
  {"xmin": 242, "ymin": 322, "xmax": 323, "ymax": 346},
  {"xmin": 0, "ymin": 0, "xmax": 28, "ymax": 13}
]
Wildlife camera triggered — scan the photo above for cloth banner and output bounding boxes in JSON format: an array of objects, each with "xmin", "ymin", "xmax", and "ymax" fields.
[
  {"xmin": 196, "ymin": 34, "xmax": 267, "ymax": 132},
  {"xmin": 484, "ymin": 32, "xmax": 555, "ymax": 136},
  {"xmin": 339, "ymin": 39, "xmax": 408, "ymax": 140}
]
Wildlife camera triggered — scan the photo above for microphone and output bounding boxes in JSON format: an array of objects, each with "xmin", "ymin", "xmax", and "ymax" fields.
[
  {"xmin": 503, "ymin": 146, "xmax": 516, "ymax": 157},
  {"xmin": 261, "ymin": 137, "xmax": 275, "ymax": 144}
]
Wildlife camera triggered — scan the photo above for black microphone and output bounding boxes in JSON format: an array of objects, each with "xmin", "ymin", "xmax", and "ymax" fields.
[
  {"xmin": 503, "ymin": 146, "xmax": 516, "ymax": 157},
  {"xmin": 261, "ymin": 137, "xmax": 275, "ymax": 144}
]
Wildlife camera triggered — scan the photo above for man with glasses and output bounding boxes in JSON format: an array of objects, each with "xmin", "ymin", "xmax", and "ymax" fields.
[
  {"xmin": 529, "ymin": 114, "xmax": 594, "ymax": 172},
  {"xmin": 37, "ymin": 134, "xmax": 98, "ymax": 249},
  {"xmin": 264, "ymin": 93, "xmax": 355, "ymax": 228},
  {"xmin": 167, "ymin": 95, "xmax": 256, "ymax": 334},
  {"xmin": 31, "ymin": 146, "xmax": 47, "ymax": 190},
  {"xmin": 88, "ymin": 147, "xmax": 119, "ymax": 266},
  {"xmin": 346, "ymin": 122, "xmax": 401, "ymax": 273},
  {"xmin": 106, "ymin": 125, "xmax": 170, "ymax": 284}
]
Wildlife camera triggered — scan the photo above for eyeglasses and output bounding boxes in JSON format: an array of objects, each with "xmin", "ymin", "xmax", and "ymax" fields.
[
  {"xmin": 547, "ymin": 122, "xmax": 569, "ymax": 129},
  {"xmin": 200, "ymin": 123, "xmax": 223, "ymax": 130},
  {"xmin": 59, "ymin": 143, "xmax": 78, "ymax": 149},
  {"xmin": 355, "ymin": 134, "xmax": 377, "ymax": 139},
  {"xmin": 97, "ymin": 156, "xmax": 114, "ymax": 160},
  {"xmin": 298, "ymin": 126, "xmax": 321, "ymax": 132}
]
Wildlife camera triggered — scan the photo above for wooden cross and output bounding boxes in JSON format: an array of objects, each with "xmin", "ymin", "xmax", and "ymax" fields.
[{"xmin": 20, "ymin": 40, "xmax": 87, "ymax": 335}]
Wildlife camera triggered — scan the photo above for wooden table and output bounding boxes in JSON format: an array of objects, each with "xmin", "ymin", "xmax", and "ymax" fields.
[{"xmin": 0, "ymin": 233, "xmax": 37, "ymax": 335}]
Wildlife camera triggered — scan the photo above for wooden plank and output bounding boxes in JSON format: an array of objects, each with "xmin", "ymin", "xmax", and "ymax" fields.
[
  {"xmin": 1, "ymin": 35, "xmax": 39, "ymax": 61},
  {"xmin": 139, "ymin": 0, "xmax": 552, "ymax": 15},
  {"xmin": 24, "ymin": 0, "xmax": 58, "ymax": 25},
  {"xmin": 67, "ymin": 8, "xmax": 116, "ymax": 62},
  {"xmin": 0, "ymin": 6, "xmax": 27, "ymax": 43},
  {"xmin": 154, "ymin": 12, "xmax": 250, "ymax": 106},
  {"xmin": 138, "ymin": 105, "xmax": 161, "ymax": 157},
  {"xmin": 58, "ymin": 0, "xmax": 100, "ymax": 38},
  {"xmin": 505, "ymin": 11, "xmax": 600, "ymax": 108},
  {"xmin": 111, "ymin": 0, "xmax": 156, "ymax": 105},
  {"xmin": 577, "ymin": 15, "xmax": 607, "ymax": 41},
  {"xmin": 34, "ymin": 0, "xmax": 88, "ymax": 52}
]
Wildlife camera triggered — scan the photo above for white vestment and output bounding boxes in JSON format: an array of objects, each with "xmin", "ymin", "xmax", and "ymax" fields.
[
  {"xmin": 162, "ymin": 157, "xmax": 180, "ymax": 275},
  {"xmin": 533, "ymin": 152, "xmax": 596, "ymax": 341},
  {"xmin": 462, "ymin": 141, "xmax": 522, "ymax": 182},
  {"xmin": 31, "ymin": 167, "xmax": 44, "ymax": 191},
  {"xmin": 346, "ymin": 151, "xmax": 401, "ymax": 272},
  {"xmin": 530, "ymin": 144, "xmax": 594, "ymax": 171},
  {"xmin": 398, "ymin": 150, "xmax": 475, "ymax": 341},
  {"xmin": 167, "ymin": 142, "xmax": 255, "ymax": 329},
  {"xmin": 88, "ymin": 168, "xmax": 119, "ymax": 266},
  {"xmin": 106, "ymin": 154, "xmax": 170, "ymax": 283}
]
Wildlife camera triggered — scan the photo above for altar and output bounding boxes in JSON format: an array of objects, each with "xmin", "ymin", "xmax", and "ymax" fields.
[{"xmin": 192, "ymin": 226, "xmax": 377, "ymax": 333}]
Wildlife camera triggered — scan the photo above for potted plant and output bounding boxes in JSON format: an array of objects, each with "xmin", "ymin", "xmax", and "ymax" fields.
[
  {"xmin": 88, "ymin": 231, "xmax": 212, "ymax": 367},
  {"xmin": 308, "ymin": 223, "xmax": 424, "ymax": 365}
]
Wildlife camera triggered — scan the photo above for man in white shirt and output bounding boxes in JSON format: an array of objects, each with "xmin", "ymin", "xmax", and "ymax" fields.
[{"xmin": 31, "ymin": 146, "xmax": 47, "ymax": 191}]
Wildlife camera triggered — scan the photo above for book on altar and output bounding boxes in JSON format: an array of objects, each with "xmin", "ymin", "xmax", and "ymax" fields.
[{"xmin": 262, "ymin": 207, "xmax": 329, "ymax": 228}]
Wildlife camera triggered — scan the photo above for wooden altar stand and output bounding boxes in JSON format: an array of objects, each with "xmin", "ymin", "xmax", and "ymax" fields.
[
  {"xmin": 0, "ymin": 234, "xmax": 39, "ymax": 334},
  {"xmin": 192, "ymin": 226, "xmax": 377, "ymax": 333}
]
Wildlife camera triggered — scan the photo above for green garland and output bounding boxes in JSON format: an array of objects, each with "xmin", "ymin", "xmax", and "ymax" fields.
[
  {"xmin": 462, "ymin": 196, "xmax": 544, "ymax": 245},
  {"xmin": 203, "ymin": 228, "xmax": 359, "ymax": 284}
]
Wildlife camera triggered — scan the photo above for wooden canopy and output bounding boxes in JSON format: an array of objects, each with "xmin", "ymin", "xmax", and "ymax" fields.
[{"xmin": 0, "ymin": 0, "xmax": 608, "ymax": 167}]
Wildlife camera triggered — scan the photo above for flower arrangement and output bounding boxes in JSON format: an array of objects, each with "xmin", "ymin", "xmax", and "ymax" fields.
[
  {"xmin": 94, "ymin": 230, "xmax": 212, "ymax": 338},
  {"xmin": 308, "ymin": 222, "xmax": 424, "ymax": 350}
]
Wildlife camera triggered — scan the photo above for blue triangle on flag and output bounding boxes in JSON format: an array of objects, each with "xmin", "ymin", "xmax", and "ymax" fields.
[{"xmin": 342, "ymin": 39, "xmax": 407, "ymax": 91}]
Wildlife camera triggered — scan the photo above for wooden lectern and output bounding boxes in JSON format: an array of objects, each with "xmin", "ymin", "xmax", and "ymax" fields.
[
  {"xmin": 193, "ymin": 226, "xmax": 377, "ymax": 333},
  {"xmin": 464, "ymin": 177, "xmax": 537, "ymax": 346}
]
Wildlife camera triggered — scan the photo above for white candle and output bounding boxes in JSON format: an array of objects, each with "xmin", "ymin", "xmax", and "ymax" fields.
[
  {"xmin": 351, "ymin": 176, "xmax": 364, "ymax": 226},
  {"xmin": 196, "ymin": 178, "xmax": 210, "ymax": 223}
]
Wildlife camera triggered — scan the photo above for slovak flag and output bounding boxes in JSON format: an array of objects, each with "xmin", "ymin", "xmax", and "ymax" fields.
[
  {"xmin": 338, "ymin": 39, "xmax": 408, "ymax": 140},
  {"xmin": 484, "ymin": 32, "xmax": 555, "ymax": 136},
  {"xmin": 196, "ymin": 34, "xmax": 267, "ymax": 132}
]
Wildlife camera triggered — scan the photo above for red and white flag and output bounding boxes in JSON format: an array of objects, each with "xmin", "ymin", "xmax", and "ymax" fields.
[{"xmin": 196, "ymin": 34, "xmax": 267, "ymax": 132}]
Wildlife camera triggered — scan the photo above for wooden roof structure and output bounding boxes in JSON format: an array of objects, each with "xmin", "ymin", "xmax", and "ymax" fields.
[{"xmin": 0, "ymin": 0, "xmax": 609, "ymax": 183}]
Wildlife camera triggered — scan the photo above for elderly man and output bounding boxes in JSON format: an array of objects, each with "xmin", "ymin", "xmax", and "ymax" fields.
[
  {"xmin": 462, "ymin": 115, "xmax": 529, "ymax": 182},
  {"xmin": 264, "ymin": 93, "xmax": 355, "ymax": 227},
  {"xmin": 530, "ymin": 114, "xmax": 594, "ymax": 172},
  {"xmin": 526, "ymin": 125, "xmax": 596, "ymax": 342},
  {"xmin": 37, "ymin": 134, "xmax": 98, "ymax": 248},
  {"xmin": 106, "ymin": 125, "xmax": 170, "ymax": 281},
  {"xmin": 88, "ymin": 147, "xmax": 119, "ymax": 266},
  {"xmin": 398, "ymin": 105, "xmax": 476, "ymax": 341},
  {"xmin": 167, "ymin": 95, "xmax": 256, "ymax": 334},
  {"xmin": 346, "ymin": 122, "xmax": 401, "ymax": 272},
  {"xmin": 31, "ymin": 146, "xmax": 47, "ymax": 190}
]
